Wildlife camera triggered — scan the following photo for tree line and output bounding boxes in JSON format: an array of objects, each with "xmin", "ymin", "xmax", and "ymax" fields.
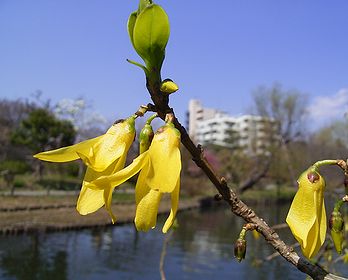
[{"xmin": 0, "ymin": 85, "xmax": 347, "ymax": 196}]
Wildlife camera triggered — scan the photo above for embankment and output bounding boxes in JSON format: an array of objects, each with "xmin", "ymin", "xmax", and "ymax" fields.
[{"xmin": 0, "ymin": 195, "xmax": 203, "ymax": 235}]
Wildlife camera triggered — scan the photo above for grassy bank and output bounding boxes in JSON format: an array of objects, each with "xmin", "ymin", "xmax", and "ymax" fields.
[
  {"xmin": 0, "ymin": 194, "xmax": 202, "ymax": 235},
  {"xmin": 240, "ymin": 187, "xmax": 296, "ymax": 204},
  {"xmin": 0, "ymin": 186, "xmax": 296, "ymax": 235}
]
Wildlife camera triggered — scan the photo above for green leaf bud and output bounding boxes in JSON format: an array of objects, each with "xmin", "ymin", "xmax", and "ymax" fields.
[
  {"xmin": 138, "ymin": 0, "xmax": 152, "ymax": 14},
  {"xmin": 160, "ymin": 79, "xmax": 179, "ymax": 94},
  {"xmin": 132, "ymin": 4, "xmax": 170, "ymax": 73},
  {"xmin": 127, "ymin": 11, "xmax": 138, "ymax": 48}
]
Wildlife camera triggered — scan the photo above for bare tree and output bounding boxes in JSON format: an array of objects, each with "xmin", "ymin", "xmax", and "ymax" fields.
[
  {"xmin": 252, "ymin": 83, "xmax": 307, "ymax": 144},
  {"xmin": 251, "ymin": 83, "xmax": 308, "ymax": 187}
]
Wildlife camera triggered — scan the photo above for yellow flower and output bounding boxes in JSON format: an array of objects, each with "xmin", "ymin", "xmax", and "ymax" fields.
[
  {"xmin": 87, "ymin": 122, "xmax": 181, "ymax": 233},
  {"xmin": 286, "ymin": 168, "xmax": 326, "ymax": 259},
  {"xmin": 33, "ymin": 117, "xmax": 136, "ymax": 222}
]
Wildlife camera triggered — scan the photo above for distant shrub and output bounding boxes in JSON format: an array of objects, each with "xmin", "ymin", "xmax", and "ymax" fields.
[
  {"xmin": 38, "ymin": 178, "xmax": 79, "ymax": 191},
  {"xmin": 0, "ymin": 160, "xmax": 31, "ymax": 174},
  {"xmin": 66, "ymin": 162, "xmax": 80, "ymax": 177},
  {"xmin": 13, "ymin": 179, "xmax": 25, "ymax": 188}
]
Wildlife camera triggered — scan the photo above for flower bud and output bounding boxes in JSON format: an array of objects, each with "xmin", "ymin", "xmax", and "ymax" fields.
[
  {"xmin": 329, "ymin": 210, "xmax": 344, "ymax": 254},
  {"xmin": 160, "ymin": 79, "xmax": 179, "ymax": 94},
  {"xmin": 139, "ymin": 124, "xmax": 154, "ymax": 154},
  {"xmin": 234, "ymin": 238, "xmax": 247, "ymax": 262}
]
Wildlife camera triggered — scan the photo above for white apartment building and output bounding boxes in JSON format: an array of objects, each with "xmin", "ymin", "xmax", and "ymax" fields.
[
  {"xmin": 188, "ymin": 99, "xmax": 279, "ymax": 155},
  {"xmin": 188, "ymin": 99, "xmax": 225, "ymax": 141}
]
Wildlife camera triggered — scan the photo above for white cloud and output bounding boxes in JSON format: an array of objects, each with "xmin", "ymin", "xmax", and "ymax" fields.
[{"xmin": 307, "ymin": 88, "xmax": 348, "ymax": 122}]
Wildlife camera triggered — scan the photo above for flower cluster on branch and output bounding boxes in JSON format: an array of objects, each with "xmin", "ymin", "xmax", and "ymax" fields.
[{"xmin": 33, "ymin": 0, "xmax": 348, "ymax": 279}]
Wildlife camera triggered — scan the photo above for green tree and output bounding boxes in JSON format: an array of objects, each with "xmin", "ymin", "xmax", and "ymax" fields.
[
  {"xmin": 11, "ymin": 108, "xmax": 76, "ymax": 178},
  {"xmin": 0, "ymin": 98, "xmax": 35, "ymax": 161}
]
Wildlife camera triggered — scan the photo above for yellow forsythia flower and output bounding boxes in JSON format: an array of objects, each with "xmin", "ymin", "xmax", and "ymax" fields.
[
  {"xmin": 286, "ymin": 168, "xmax": 326, "ymax": 259},
  {"xmin": 87, "ymin": 121, "xmax": 181, "ymax": 233},
  {"xmin": 34, "ymin": 117, "xmax": 136, "ymax": 222}
]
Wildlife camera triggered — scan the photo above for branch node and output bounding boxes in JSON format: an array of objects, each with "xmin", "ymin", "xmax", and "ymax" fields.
[
  {"xmin": 134, "ymin": 105, "xmax": 148, "ymax": 117},
  {"xmin": 146, "ymin": 103, "xmax": 157, "ymax": 112},
  {"xmin": 243, "ymin": 223, "xmax": 257, "ymax": 231},
  {"xmin": 197, "ymin": 144, "xmax": 204, "ymax": 155},
  {"xmin": 192, "ymin": 144, "xmax": 205, "ymax": 167},
  {"xmin": 220, "ymin": 177, "xmax": 227, "ymax": 186},
  {"xmin": 214, "ymin": 194, "xmax": 223, "ymax": 201}
]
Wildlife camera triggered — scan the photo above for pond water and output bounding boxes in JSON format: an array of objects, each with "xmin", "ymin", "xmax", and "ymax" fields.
[{"xmin": 0, "ymin": 202, "xmax": 347, "ymax": 279}]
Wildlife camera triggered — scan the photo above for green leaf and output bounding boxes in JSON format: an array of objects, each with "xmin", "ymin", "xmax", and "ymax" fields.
[
  {"xmin": 133, "ymin": 4, "xmax": 170, "ymax": 70},
  {"xmin": 127, "ymin": 11, "xmax": 137, "ymax": 48},
  {"xmin": 138, "ymin": 0, "xmax": 152, "ymax": 14},
  {"xmin": 126, "ymin": 59, "xmax": 150, "ymax": 76}
]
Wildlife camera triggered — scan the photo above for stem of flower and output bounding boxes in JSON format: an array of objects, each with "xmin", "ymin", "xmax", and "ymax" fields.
[
  {"xmin": 146, "ymin": 113, "xmax": 158, "ymax": 125},
  {"xmin": 312, "ymin": 160, "xmax": 338, "ymax": 170},
  {"xmin": 334, "ymin": 195, "xmax": 348, "ymax": 212},
  {"xmin": 165, "ymin": 113, "xmax": 174, "ymax": 124},
  {"xmin": 238, "ymin": 227, "xmax": 247, "ymax": 240}
]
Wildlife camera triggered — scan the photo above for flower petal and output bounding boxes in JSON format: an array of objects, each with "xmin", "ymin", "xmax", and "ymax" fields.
[
  {"xmin": 77, "ymin": 142, "xmax": 126, "ymax": 172},
  {"xmin": 162, "ymin": 177, "xmax": 180, "ymax": 233},
  {"xmin": 77, "ymin": 153, "xmax": 127, "ymax": 216},
  {"xmin": 286, "ymin": 182, "xmax": 316, "ymax": 251},
  {"xmin": 87, "ymin": 152, "xmax": 149, "ymax": 191},
  {"xmin": 77, "ymin": 167, "xmax": 105, "ymax": 215},
  {"xmin": 305, "ymin": 189, "xmax": 326, "ymax": 258},
  {"xmin": 104, "ymin": 187, "xmax": 116, "ymax": 223},
  {"xmin": 147, "ymin": 128, "xmax": 181, "ymax": 193},
  {"xmin": 135, "ymin": 189, "xmax": 162, "ymax": 232},
  {"xmin": 135, "ymin": 163, "xmax": 151, "ymax": 205},
  {"xmin": 33, "ymin": 136, "xmax": 103, "ymax": 162},
  {"xmin": 77, "ymin": 122, "xmax": 135, "ymax": 172},
  {"xmin": 319, "ymin": 199, "xmax": 327, "ymax": 249}
]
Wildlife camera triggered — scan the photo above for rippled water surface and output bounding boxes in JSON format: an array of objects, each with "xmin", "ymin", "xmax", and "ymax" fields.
[{"xmin": 0, "ymin": 202, "xmax": 347, "ymax": 279}]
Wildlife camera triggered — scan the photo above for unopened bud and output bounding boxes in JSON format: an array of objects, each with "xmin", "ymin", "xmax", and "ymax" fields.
[
  {"xmin": 160, "ymin": 79, "xmax": 179, "ymax": 94},
  {"xmin": 329, "ymin": 210, "xmax": 344, "ymax": 254},
  {"xmin": 234, "ymin": 238, "xmax": 247, "ymax": 262},
  {"xmin": 139, "ymin": 124, "xmax": 154, "ymax": 154}
]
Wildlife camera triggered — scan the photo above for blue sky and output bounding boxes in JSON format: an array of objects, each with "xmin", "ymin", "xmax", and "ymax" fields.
[{"xmin": 1, "ymin": 0, "xmax": 348, "ymax": 128}]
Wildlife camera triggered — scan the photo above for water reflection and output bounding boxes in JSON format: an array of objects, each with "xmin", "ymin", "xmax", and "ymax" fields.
[
  {"xmin": 0, "ymin": 235, "xmax": 68, "ymax": 280},
  {"xmin": 0, "ymin": 202, "xmax": 346, "ymax": 279}
]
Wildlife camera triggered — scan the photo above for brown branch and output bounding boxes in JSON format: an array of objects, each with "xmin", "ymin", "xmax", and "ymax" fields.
[
  {"xmin": 146, "ymin": 80, "xmax": 347, "ymax": 280},
  {"xmin": 265, "ymin": 242, "xmax": 300, "ymax": 261}
]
